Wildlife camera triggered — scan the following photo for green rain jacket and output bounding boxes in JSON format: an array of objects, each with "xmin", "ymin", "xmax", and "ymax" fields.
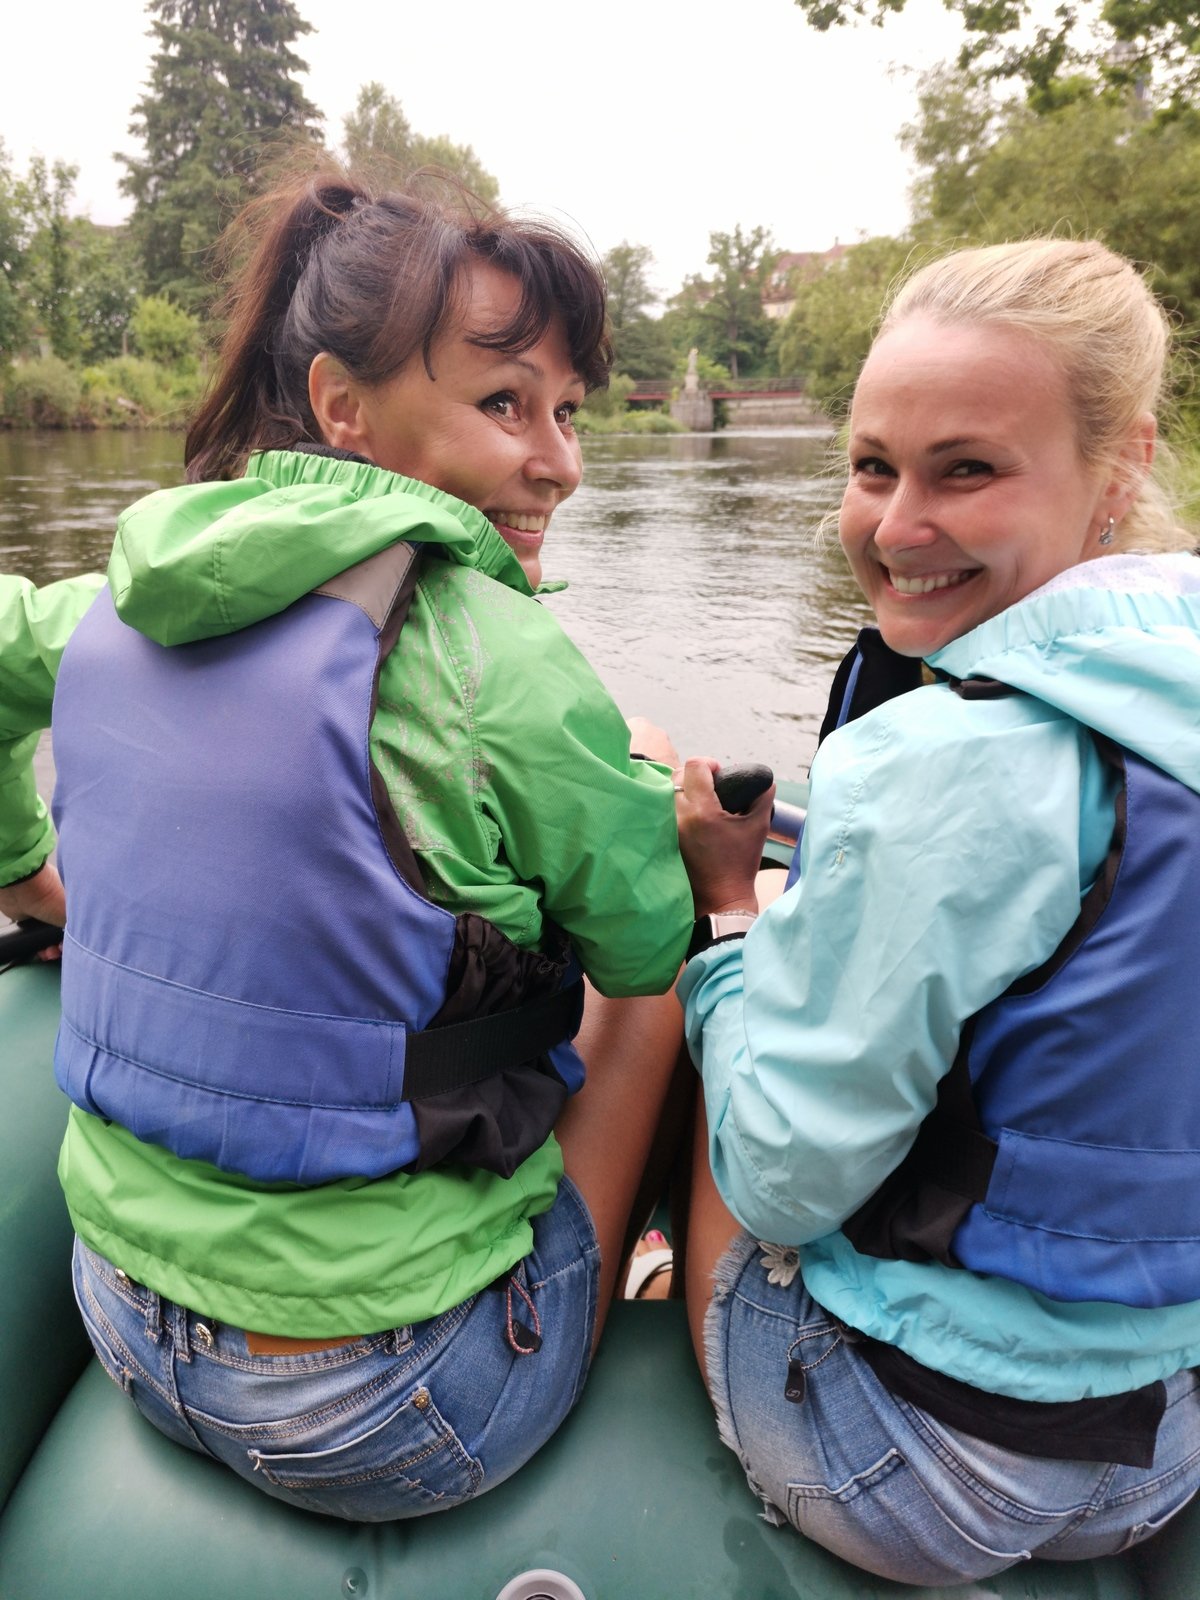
[{"xmin": 0, "ymin": 450, "xmax": 692, "ymax": 1335}]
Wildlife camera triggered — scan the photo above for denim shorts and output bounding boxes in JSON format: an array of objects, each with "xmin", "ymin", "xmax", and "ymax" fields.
[
  {"xmin": 705, "ymin": 1231, "xmax": 1200, "ymax": 1587},
  {"xmin": 72, "ymin": 1176, "xmax": 600, "ymax": 1522}
]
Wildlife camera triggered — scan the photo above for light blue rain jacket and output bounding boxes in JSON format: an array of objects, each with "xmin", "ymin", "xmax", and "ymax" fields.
[{"xmin": 681, "ymin": 553, "xmax": 1200, "ymax": 1401}]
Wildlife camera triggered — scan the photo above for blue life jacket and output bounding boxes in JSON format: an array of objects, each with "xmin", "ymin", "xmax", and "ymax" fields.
[
  {"xmin": 808, "ymin": 630, "xmax": 1200, "ymax": 1308},
  {"xmin": 51, "ymin": 542, "xmax": 584, "ymax": 1186}
]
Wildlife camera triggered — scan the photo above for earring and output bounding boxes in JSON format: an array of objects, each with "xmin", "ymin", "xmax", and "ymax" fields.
[{"xmin": 1098, "ymin": 516, "xmax": 1115, "ymax": 546}]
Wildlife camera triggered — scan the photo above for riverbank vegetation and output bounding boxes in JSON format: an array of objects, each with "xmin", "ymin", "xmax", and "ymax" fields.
[
  {"xmin": 5, "ymin": 0, "xmax": 1200, "ymax": 468},
  {"xmin": 778, "ymin": 5, "xmax": 1200, "ymax": 446}
]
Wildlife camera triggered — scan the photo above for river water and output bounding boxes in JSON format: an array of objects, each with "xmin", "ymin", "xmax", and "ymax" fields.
[{"xmin": 0, "ymin": 427, "xmax": 873, "ymax": 781}]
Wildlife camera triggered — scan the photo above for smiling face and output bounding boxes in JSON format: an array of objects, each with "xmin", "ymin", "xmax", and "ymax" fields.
[
  {"xmin": 839, "ymin": 314, "xmax": 1116, "ymax": 657},
  {"xmin": 316, "ymin": 263, "xmax": 586, "ymax": 589}
]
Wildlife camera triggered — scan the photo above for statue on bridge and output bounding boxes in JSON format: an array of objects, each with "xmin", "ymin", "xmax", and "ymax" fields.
[{"xmin": 672, "ymin": 347, "xmax": 713, "ymax": 431}]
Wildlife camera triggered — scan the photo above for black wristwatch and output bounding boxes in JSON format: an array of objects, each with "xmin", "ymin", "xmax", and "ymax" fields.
[{"xmin": 686, "ymin": 910, "xmax": 758, "ymax": 962}]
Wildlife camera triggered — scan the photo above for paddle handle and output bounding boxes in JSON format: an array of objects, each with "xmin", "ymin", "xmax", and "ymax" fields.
[
  {"xmin": 0, "ymin": 918, "xmax": 63, "ymax": 966},
  {"xmin": 712, "ymin": 763, "xmax": 774, "ymax": 815}
]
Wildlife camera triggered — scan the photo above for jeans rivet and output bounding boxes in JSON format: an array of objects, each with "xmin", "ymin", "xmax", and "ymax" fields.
[
  {"xmin": 412, "ymin": 1387, "xmax": 430, "ymax": 1411},
  {"xmin": 193, "ymin": 1322, "xmax": 215, "ymax": 1350}
]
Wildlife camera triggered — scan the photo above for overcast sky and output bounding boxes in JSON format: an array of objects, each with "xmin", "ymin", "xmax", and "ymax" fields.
[{"xmin": 7, "ymin": 0, "xmax": 970, "ymax": 298}]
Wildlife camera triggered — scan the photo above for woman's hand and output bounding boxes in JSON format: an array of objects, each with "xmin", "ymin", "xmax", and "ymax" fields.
[
  {"xmin": 626, "ymin": 715, "xmax": 680, "ymax": 768},
  {"xmin": 0, "ymin": 862, "xmax": 66, "ymax": 960},
  {"xmin": 674, "ymin": 756, "xmax": 775, "ymax": 916}
]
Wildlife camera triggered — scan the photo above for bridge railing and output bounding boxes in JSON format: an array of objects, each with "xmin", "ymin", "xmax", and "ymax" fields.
[{"xmin": 626, "ymin": 375, "xmax": 807, "ymax": 398}]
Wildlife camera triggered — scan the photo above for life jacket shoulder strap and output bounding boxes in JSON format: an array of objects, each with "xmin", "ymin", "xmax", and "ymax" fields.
[{"xmin": 817, "ymin": 628, "xmax": 924, "ymax": 747}]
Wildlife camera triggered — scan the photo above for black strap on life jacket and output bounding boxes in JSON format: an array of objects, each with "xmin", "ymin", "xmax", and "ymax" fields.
[
  {"xmin": 841, "ymin": 691, "xmax": 1128, "ymax": 1268},
  {"xmin": 401, "ymin": 979, "xmax": 584, "ymax": 1099},
  {"xmin": 841, "ymin": 1020, "xmax": 996, "ymax": 1267},
  {"xmin": 810, "ymin": 642, "xmax": 998, "ymax": 1260},
  {"xmin": 817, "ymin": 628, "xmax": 924, "ymax": 750}
]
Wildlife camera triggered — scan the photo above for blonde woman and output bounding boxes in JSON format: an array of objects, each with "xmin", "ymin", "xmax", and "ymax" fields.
[{"xmin": 675, "ymin": 239, "xmax": 1200, "ymax": 1584}]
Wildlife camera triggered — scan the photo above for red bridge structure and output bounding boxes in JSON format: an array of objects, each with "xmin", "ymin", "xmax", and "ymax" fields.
[{"xmin": 626, "ymin": 375, "xmax": 807, "ymax": 403}]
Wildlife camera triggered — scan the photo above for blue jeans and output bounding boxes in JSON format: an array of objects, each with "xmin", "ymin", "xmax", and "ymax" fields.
[
  {"xmin": 705, "ymin": 1232, "xmax": 1200, "ymax": 1587},
  {"xmin": 71, "ymin": 1176, "xmax": 599, "ymax": 1521}
]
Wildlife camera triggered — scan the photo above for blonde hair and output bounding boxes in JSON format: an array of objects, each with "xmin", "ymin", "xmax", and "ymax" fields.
[{"xmin": 877, "ymin": 239, "xmax": 1193, "ymax": 554}]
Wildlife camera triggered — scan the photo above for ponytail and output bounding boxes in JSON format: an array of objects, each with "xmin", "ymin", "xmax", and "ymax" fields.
[
  {"xmin": 185, "ymin": 176, "xmax": 363, "ymax": 482},
  {"xmin": 185, "ymin": 164, "xmax": 611, "ymax": 484}
]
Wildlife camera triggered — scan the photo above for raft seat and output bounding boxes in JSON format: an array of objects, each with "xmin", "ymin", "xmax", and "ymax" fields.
[{"xmin": 0, "ymin": 963, "xmax": 1193, "ymax": 1600}]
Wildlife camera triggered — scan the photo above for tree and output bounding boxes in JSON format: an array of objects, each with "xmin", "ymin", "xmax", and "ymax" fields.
[
  {"xmin": 601, "ymin": 242, "xmax": 673, "ymax": 378},
  {"xmin": 118, "ymin": 0, "xmax": 323, "ymax": 308},
  {"xmin": 74, "ymin": 225, "xmax": 141, "ymax": 364},
  {"xmin": 657, "ymin": 273, "xmax": 711, "ymax": 366},
  {"xmin": 342, "ymin": 81, "xmax": 412, "ymax": 169},
  {"xmin": 0, "ymin": 148, "xmax": 139, "ymax": 366},
  {"xmin": 792, "ymin": 0, "xmax": 1194, "ymax": 113},
  {"xmin": 19, "ymin": 157, "xmax": 82, "ymax": 361},
  {"xmin": 341, "ymin": 82, "xmax": 499, "ymax": 202},
  {"xmin": 903, "ymin": 66, "xmax": 1200, "ymax": 333},
  {"xmin": 611, "ymin": 315, "xmax": 677, "ymax": 381},
  {"xmin": 696, "ymin": 225, "xmax": 777, "ymax": 380},
  {"xmin": 774, "ymin": 235, "xmax": 917, "ymax": 414},
  {"xmin": 0, "ymin": 142, "xmax": 28, "ymax": 360},
  {"xmin": 131, "ymin": 294, "xmax": 202, "ymax": 369},
  {"xmin": 603, "ymin": 242, "xmax": 657, "ymax": 331}
]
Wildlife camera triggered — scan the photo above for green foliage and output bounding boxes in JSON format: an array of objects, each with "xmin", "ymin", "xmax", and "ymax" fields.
[
  {"xmin": 79, "ymin": 356, "xmax": 203, "ymax": 426},
  {"xmin": 118, "ymin": 0, "xmax": 323, "ymax": 308},
  {"xmin": 774, "ymin": 236, "xmax": 918, "ymax": 416},
  {"xmin": 0, "ymin": 145, "xmax": 26, "ymax": 361},
  {"xmin": 611, "ymin": 314, "xmax": 675, "ymax": 380},
  {"xmin": 1170, "ymin": 432, "xmax": 1200, "ymax": 532},
  {"xmin": 131, "ymin": 294, "xmax": 202, "ymax": 370},
  {"xmin": 603, "ymin": 243, "xmax": 657, "ymax": 330},
  {"xmin": 19, "ymin": 157, "xmax": 81, "ymax": 360},
  {"xmin": 1, "ymin": 356, "xmax": 83, "ymax": 427},
  {"xmin": 574, "ymin": 406, "xmax": 683, "ymax": 436},
  {"xmin": 603, "ymin": 242, "xmax": 673, "ymax": 379},
  {"xmin": 904, "ymin": 68, "xmax": 1200, "ymax": 335},
  {"xmin": 579, "ymin": 372, "xmax": 636, "ymax": 419},
  {"xmin": 341, "ymin": 83, "xmax": 499, "ymax": 202},
  {"xmin": 342, "ymin": 81, "xmax": 412, "ymax": 168},
  {"xmin": 793, "ymin": 0, "xmax": 1195, "ymax": 114},
  {"xmin": 674, "ymin": 350, "xmax": 732, "ymax": 390},
  {"xmin": 694, "ymin": 225, "xmax": 777, "ymax": 379},
  {"xmin": 75, "ymin": 223, "xmax": 140, "ymax": 364},
  {"xmin": 0, "ymin": 275, "xmax": 21, "ymax": 364},
  {"xmin": 576, "ymin": 372, "xmax": 685, "ymax": 433},
  {"xmin": 0, "ymin": 354, "xmax": 203, "ymax": 430}
]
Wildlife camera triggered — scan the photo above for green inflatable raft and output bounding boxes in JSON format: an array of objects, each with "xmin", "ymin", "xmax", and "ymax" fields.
[{"xmin": 2, "ymin": 792, "xmax": 1197, "ymax": 1597}]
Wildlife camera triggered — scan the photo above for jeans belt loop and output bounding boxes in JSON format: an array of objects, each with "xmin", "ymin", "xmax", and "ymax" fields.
[
  {"xmin": 142, "ymin": 1283, "xmax": 163, "ymax": 1347},
  {"xmin": 174, "ymin": 1300, "xmax": 195, "ymax": 1363}
]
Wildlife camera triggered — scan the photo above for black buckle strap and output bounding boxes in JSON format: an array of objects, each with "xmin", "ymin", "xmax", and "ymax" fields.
[
  {"xmin": 400, "ymin": 980, "xmax": 583, "ymax": 1100},
  {"xmin": 817, "ymin": 627, "xmax": 924, "ymax": 748},
  {"xmin": 910, "ymin": 1114, "xmax": 996, "ymax": 1202}
]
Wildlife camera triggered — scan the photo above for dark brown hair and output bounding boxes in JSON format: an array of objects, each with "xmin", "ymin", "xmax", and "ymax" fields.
[{"xmin": 185, "ymin": 168, "xmax": 612, "ymax": 482}]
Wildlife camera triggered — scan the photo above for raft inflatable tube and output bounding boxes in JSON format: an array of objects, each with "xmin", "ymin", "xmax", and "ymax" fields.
[{"xmin": 3, "ymin": 788, "xmax": 1197, "ymax": 1598}]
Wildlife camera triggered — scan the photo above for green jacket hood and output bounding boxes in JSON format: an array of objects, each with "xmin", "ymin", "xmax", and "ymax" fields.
[
  {"xmin": 929, "ymin": 552, "xmax": 1200, "ymax": 796},
  {"xmin": 108, "ymin": 450, "xmax": 537, "ymax": 647}
]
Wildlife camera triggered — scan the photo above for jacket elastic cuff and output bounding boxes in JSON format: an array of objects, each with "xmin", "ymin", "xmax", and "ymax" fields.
[{"xmin": 0, "ymin": 857, "xmax": 51, "ymax": 889}]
